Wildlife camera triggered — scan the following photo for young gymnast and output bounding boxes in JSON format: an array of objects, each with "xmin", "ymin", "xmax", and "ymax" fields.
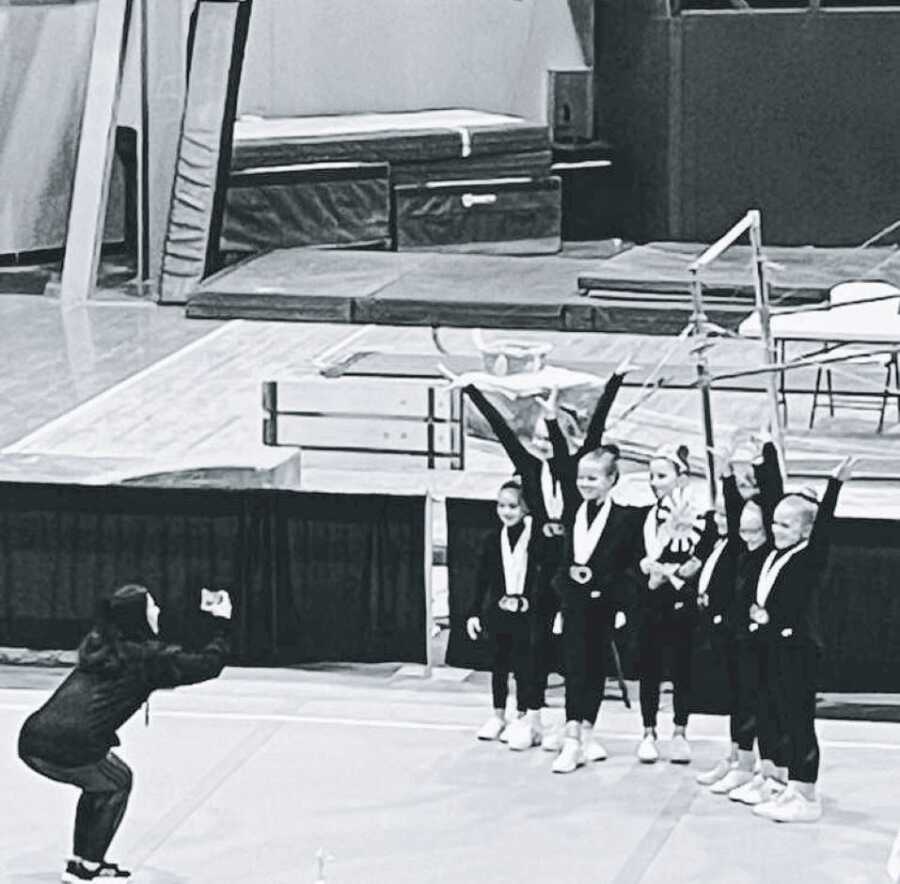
[
  {"xmin": 725, "ymin": 439, "xmax": 794, "ymax": 806},
  {"xmin": 635, "ymin": 444, "xmax": 708, "ymax": 765},
  {"xmin": 547, "ymin": 445, "xmax": 641, "ymax": 773},
  {"xmin": 468, "ymin": 479, "xmax": 542, "ymax": 745},
  {"xmin": 750, "ymin": 455, "xmax": 856, "ymax": 823},
  {"xmin": 692, "ymin": 455, "xmax": 745, "ymax": 789},
  {"xmin": 448, "ymin": 358, "xmax": 633, "ymax": 748},
  {"xmin": 18, "ymin": 583, "xmax": 232, "ymax": 882},
  {"xmin": 696, "ymin": 436, "xmax": 784, "ymax": 794}
]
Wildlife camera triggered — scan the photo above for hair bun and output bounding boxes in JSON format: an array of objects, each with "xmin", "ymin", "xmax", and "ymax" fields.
[{"xmin": 653, "ymin": 443, "xmax": 690, "ymax": 475}]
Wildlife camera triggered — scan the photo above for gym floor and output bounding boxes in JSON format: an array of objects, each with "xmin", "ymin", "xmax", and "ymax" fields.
[{"xmin": 2, "ymin": 664, "xmax": 898, "ymax": 884}]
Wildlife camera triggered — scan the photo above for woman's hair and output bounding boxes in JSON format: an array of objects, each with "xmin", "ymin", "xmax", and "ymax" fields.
[
  {"xmin": 652, "ymin": 443, "xmax": 690, "ymax": 475},
  {"xmin": 78, "ymin": 583, "xmax": 157, "ymax": 675}
]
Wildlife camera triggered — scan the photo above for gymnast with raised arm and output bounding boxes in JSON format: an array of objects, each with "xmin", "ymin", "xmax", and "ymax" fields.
[{"xmin": 442, "ymin": 356, "xmax": 634, "ymax": 750}]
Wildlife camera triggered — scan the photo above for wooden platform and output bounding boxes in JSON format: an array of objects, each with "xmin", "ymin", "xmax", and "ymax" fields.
[{"xmin": 1, "ymin": 299, "xmax": 898, "ymax": 513}]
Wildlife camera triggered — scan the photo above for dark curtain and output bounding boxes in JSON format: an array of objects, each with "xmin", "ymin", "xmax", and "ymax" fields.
[
  {"xmin": 0, "ymin": 483, "xmax": 426, "ymax": 666},
  {"xmin": 444, "ymin": 498, "xmax": 496, "ymax": 671},
  {"xmin": 446, "ymin": 497, "xmax": 900, "ymax": 698},
  {"xmin": 271, "ymin": 491, "xmax": 427, "ymax": 665}
]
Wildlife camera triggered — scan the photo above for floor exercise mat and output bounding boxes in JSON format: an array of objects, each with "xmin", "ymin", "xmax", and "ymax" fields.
[
  {"xmin": 186, "ymin": 247, "xmax": 756, "ymax": 334},
  {"xmin": 578, "ymin": 242, "xmax": 900, "ymax": 304},
  {"xmin": 231, "ymin": 109, "xmax": 549, "ymax": 168}
]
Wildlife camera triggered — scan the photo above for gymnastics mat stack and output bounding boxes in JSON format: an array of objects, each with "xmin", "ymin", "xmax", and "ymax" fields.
[{"xmin": 223, "ymin": 109, "xmax": 561, "ymax": 257}]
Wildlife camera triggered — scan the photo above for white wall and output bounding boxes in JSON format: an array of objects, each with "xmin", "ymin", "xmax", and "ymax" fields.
[{"xmin": 238, "ymin": 0, "xmax": 586, "ymax": 122}]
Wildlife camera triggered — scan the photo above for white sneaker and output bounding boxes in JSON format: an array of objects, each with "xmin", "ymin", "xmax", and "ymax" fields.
[
  {"xmin": 581, "ymin": 726, "xmax": 608, "ymax": 762},
  {"xmin": 476, "ymin": 715, "xmax": 506, "ymax": 741},
  {"xmin": 730, "ymin": 775, "xmax": 784, "ymax": 806},
  {"xmin": 541, "ymin": 727, "xmax": 564, "ymax": 753},
  {"xmin": 637, "ymin": 734, "xmax": 659, "ymax": 764},
  {"xmin": 669, "ymin": 734, "xmax": 691, "ymax": 765},
  {"xmin": 710, "ymin": 768, "xmax": 754, "ymax": 794},
  {"xmin": 752, "ymin": 783, "xmax": 796, "ymax": 819},
  {"xmin": 768, "ymin": 792, "xmax": 822, "ymax": 823},
  {"xmin": 507, "ymin": 716, "xmax": 542, "ymax": 751},
  {"xmin": 552, "ymin": 737, "xmax": 585, "ymax": 774},
  {"xmin": 499, "ymin": 719, "xmax": 515, "ymax": 743},
  {"xmin": 696, "ymin": 759, "xmax": 733, "ymax": 786}
]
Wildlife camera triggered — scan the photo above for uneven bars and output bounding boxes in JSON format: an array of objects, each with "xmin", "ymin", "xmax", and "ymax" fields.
[
  {"xmin": 707, "ymin": 346, "xmax": 900, "ymax": 384},
  {"xmin": 688, "ymin": 211, "xmax": 756, "ymax": 272},
  {"xmin": 754, "ymin": 292, "xmax": 900, "ymax": 318}
]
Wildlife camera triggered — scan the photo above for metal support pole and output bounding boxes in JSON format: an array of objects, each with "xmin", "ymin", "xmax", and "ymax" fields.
[
  {"xmin": 748, "ymin": 210, "xmax": 787, "ymax": 463},
  {"xmin": 690, "ymin": 269, "xmax": 718, "ymax": 504}
]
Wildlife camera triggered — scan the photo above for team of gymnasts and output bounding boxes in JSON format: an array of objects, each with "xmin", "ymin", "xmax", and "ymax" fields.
[{"xmin": 443, "ymin": 360, "xmax": 855, "ymax": 824}]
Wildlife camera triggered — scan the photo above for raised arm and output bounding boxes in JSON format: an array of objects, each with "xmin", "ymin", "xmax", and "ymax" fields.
[
  {"xmin": 754, "ymin": 440, "xmax": 784, "ymax": 537},
  {"xmin": 537, "ymin": 387, "xmax": 570, "ymax": 462},
  {"xmin": 576, "ymin": 369, "xmax": 628, "ymax": 460},
  {"xmin": 723, "ymin": 474, "xmax": 743, "ymax": 543},
  {"xmin": 143, "ymin": 625, "xmax": 231, "ymax": 691},
  {"xmin": 464, "ymin": 384, "xmax": 533, "ymax": 474},
  {"xmin": 546, "ymin": 416, "xmax": 570, "ymax": 460}
]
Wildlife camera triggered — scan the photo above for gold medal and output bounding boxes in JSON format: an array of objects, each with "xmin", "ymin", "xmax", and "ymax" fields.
[
  {"xmin": 749, "ymin": 604, "xmax": 770, "ymax": 625},
  {"xmin": 569, "ymin": 564, "xmax": 593, "ymax": 585}
]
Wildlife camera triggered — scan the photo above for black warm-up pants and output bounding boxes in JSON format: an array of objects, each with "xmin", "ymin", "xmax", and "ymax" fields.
[
  {"xmin": 531, "ymin": 602, "xmax": 557, "ymax": 709},
  {"xmin": 532, "ymin": 543, "xmax": 564, "ymax": 708},
  {"xmin": 21, "ymin": 751, "xmax": 133, "ymax": 862},
  {"xmin": 491, "ymin": 612, "xmax": 538, "ymax": 712},
  {"xmin": 734, "ymin": 635, "xmax": 786, "ymax": 765},
  {"xmin": 562, "ymin": 599, "xmax": 613, "ymax": 725},
  {"xmin": 638, "ymin": 610, "xmax": 693, "ymax": 729},
  {"xmin": 770, "ymin": 637, "xmax": 821, "ymax": 783}
]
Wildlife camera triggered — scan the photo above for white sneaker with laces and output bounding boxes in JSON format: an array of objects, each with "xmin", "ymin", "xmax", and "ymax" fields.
[
  {"xmin": 476, "ymin": 715, "xmax": 506, "ymax": 741},
  {"xmin": 710, "ymin": 768, "xmax": 754, "ymax": 794},
  {"xmin": 507, "ymin": 716, "xmax": 542, "ymax": 751},
  {"xmin": 637, "ymin": 734, "xmax": 659, "ymax": 764},
  {"xmin": 696, "ymin": 759, "xmax": 733, "ymax": 786},
  {"xmin": 552, "ymin": 737, "xmax": 585, "ymax": 774},
  {"xmin": 769, "ymin": 791, "xmax": 822, "ymax": 823},
  {"xmin": 669, "ymin": 734, "xmax": 691, "ymax": 765}
]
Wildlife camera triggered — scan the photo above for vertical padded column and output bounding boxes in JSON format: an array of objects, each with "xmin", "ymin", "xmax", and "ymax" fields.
[{"xmin": 159, "ymin": 0, "xmax": 251, "ymax": 304}]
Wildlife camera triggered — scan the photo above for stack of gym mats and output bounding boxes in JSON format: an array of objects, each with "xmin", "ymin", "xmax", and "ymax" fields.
[{"xmin": 222, "ymin": 109, "xmax": 561, "ymax": 257}]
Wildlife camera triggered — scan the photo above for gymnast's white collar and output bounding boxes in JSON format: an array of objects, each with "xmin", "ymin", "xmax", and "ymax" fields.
[
  {"xmin": 698, "ymin": 537, "xmax": 728, "ymax": 596},
  {"xmin": 540, "ymin": 461, "xmax": 564, "ymax": 520},
  {"xmin": 502, "ymin": 516, "xmax": 532, "ymax": 597},
  {"xmin": 573, "ymin": 497, "xmax": 613, "ymax": 565},
  {"xmin": 756, "ymin": 541, "xmax": 808, "ymax": 607}
]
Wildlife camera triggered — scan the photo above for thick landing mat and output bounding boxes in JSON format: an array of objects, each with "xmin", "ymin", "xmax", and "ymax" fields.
[
  {"xmin": 578, "ymin": 242, "xmax": 900, "ymax": 303},
  {"xmin": 231, "ymin": 109, "xmax": 549, "ymax": 168},
  {"xmin": 187, "ymin": 247, "xmax": 760, "ymax": 334}
]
